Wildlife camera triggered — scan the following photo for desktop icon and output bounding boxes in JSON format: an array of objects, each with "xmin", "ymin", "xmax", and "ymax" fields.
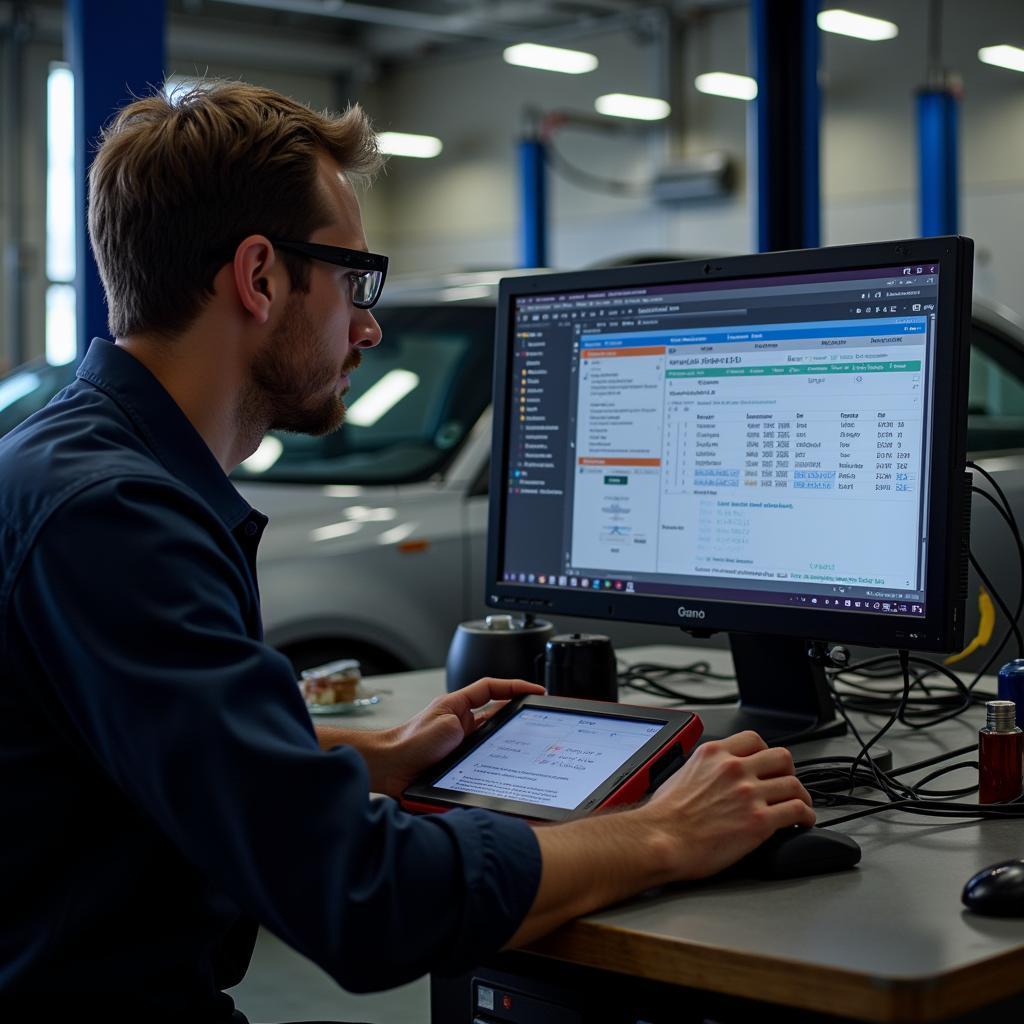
[
  {"xmin": 569, "ymin": 577, "xmax": 578, "ymax": 587},
  {"xmin": 538, "ymin": 575, "xmax": 546, "ymax": 584},
  {"xmin": 581, "ymin": 578, "xmax": 589, "ymax": 587},
  {"xmin": 558, "ymin": 575, "xmax": 567, "ymax": 586}
]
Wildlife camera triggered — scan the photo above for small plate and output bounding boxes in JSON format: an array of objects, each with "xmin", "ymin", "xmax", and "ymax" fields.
[{"xmin": 306, "ymin": 691, "xmax": 384, "ymax": 716}]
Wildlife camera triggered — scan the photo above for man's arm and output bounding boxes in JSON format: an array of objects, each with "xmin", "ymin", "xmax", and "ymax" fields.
[
  {"xmin": 508, "ymin": 731, "xmax": 814, "ymax": 947},
  {"xmin": 314, "ymin": 678, "xmax": 545, "ymax": 797}
]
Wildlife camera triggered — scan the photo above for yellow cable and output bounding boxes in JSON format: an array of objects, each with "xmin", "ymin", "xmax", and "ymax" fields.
[{"xmin": 944, "ymin": 586, "xmax": 996, "ymax": 665}]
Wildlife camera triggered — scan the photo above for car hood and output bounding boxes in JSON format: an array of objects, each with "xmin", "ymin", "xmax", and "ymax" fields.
[{"xmin": 235, "ymin": 479, "xmax": 462, "ymax": 560}]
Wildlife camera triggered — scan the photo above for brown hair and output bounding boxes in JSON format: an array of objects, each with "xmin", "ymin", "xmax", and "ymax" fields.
[{"xmin": 87, "ymin": 80, "xmax": 383, "ymax": 338}]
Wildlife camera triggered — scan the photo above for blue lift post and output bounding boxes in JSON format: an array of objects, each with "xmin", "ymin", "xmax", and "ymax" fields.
[
  {"xmin": 750, "ymin": 0, "xmax": 821, "ymax": 253},
  {"xmin": 917, "ymin": 88, "xmax": 959, "ymax": 237},
  {"xmin": 518, "ymin": 137, "xmax": 547, "ymax": 268},
  {"xmin": 66, "ymin": 0, "xmax": 165, "ymax": 363}
]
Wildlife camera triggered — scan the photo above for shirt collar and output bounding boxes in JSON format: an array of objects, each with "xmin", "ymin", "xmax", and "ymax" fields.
[{"xmin": 76, "ymin": 338, "xmax": 256, "ymax": 531}]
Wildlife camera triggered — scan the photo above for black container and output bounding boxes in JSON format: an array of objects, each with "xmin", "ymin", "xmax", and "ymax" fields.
[
  {"xmin": 445, "ymin": 615, "xmax": 555, "ymax": 692},
  {"xmin": 543, "ymin": 633, "xmax": 618, "ymax": 702}
]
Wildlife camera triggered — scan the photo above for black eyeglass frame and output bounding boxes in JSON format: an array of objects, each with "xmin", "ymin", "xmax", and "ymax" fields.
[{"xmin": 270, "ymin": 239, "xmax": 389, "ymax": 309}]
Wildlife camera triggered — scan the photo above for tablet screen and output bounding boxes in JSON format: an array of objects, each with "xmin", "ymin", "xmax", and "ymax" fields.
[{"xmin": 433, "ymin": 707, "xmax": 663, "ymax": 810}]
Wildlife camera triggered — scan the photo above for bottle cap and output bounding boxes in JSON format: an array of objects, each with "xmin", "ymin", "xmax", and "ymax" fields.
[{"xmin": 986, "ymin": 700, "xmax": 1018, "ymax": 733}]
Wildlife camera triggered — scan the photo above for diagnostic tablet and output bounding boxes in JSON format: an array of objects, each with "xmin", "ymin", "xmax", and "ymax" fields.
[{"xmin": 401, "ymin": 695, "xmax": 703, "ymax": 822}]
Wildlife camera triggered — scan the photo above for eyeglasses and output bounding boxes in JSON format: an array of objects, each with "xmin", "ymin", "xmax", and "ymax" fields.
[{"xmin": 270, "ymin": 239, "xmax": 389, "ymax": 309}]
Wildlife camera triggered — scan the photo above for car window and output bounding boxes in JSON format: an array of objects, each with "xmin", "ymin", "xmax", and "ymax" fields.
[
  {"xmin": 968, "ymin": 320, "xmax": 1024, "ymax": 454},
  {"xmin": 233, "ymin": 304, "xmax": 496, "ymax": 484},
  {"xmin": 0, "ymin": 361, "xmax": 77, "ymax": 438}
]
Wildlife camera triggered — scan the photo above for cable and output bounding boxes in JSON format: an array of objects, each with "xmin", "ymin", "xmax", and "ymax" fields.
[{"xmin": 543, "ymin": 136, "xmax": 650, "ymax": 198}]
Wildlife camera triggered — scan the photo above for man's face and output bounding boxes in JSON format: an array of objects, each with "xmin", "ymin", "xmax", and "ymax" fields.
[{"xmin": 247, "ymin": 160, "xmax": 382, "ymax": 436}]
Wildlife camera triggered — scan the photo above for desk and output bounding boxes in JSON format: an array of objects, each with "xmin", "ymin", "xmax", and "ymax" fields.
[{"xmin": 355, "ymin": 645, "xmax": 1024, "ymax": 1023}]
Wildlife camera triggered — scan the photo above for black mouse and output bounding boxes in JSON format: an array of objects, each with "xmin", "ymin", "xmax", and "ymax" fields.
[
  {"xmin": 962, "ymin": 860, "xmax": 1024, "ymax": 917},
  {"xmin": 733, "ymin": 825, "xmax": 862, "ymax": 880}
]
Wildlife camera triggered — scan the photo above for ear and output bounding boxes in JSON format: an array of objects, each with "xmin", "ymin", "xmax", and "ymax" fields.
[{"xmin": 231, "ymin": 235, "xmax": 280, "ymax": 325}]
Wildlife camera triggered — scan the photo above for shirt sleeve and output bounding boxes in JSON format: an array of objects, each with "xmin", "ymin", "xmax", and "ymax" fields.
[{"xmin": 11, "ymin": 475, "xmax": 542, "ymax": 991}]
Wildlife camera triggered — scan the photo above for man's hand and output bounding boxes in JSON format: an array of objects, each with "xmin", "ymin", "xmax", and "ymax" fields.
[
  {"xmin": 639, "ymin": 730, "xmax": 816, "ymax": 882},
  {"xmin": 316, "ymin": 677, "xmax": 544, "ymax": 798},
  {"xmin": 507, "ymin": 730, "xmax": 815, "ymax": 947}
]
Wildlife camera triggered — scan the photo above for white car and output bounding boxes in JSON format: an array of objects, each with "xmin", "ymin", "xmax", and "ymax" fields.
[{"xmin": 3, "ymin": 288, "xmax": 1024, "ymax": 674}]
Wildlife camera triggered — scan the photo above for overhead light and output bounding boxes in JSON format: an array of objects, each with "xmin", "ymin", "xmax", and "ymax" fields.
[
  {"xmin": 346, "ymin": 369, "xmax": 420, "ymax": 427},
  {"xmin": 440, "ymin": 285, "xmax": 493, "ymax": 302},
  {"xmin": 377, "ymin": 132, "xmax": 442, "ymax": 159},
  {"xmin": 594, "ymin": 93, "xmax": 671, "ymax": 121},
  {"xmin": 694, "ymin": 73, "xmax": 758, "ymax": 101},
  {"xmin": 240, "ymin": 435, "xmax": 283, "ymax": 474},
  {"xmin": 978, "ymin": 44, "xmax": 1024, "ymax": 73},
  {"xmin": 817, "ymin": 9, "xmax": 898, "ymax": 41},
  {"xmin": 503, "ymin": 43, "xmax": 598, "ymax": 75}
]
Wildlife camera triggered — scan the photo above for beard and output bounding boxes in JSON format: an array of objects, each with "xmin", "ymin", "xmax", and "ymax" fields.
[{"xmin": 242, "ymin": 293, "xmax": 361, "ymax": 439}]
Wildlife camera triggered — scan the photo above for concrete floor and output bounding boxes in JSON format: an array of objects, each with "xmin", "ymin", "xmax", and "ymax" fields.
[{"xmin": 228, "ymin": 928, "xmax": 430, "ymax": 1024}]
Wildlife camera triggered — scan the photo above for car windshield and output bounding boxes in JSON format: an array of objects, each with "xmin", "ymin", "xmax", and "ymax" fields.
[
  {"xmin": 0, "ymin": 360, "xmax": 77, "ymax": 437},
  {"xmin": 232, "ymin": 304, "xmax": 496, "ymax": 485}
]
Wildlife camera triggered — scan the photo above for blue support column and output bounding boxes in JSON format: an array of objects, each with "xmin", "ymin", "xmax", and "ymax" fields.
[
  {"xmin": 66, "ymin": 0, "xmax": 165, "ymax": 362},
  {"xmin": 751, "ymin": 0, "xmax": 820, "ymax": 253},
  {"xmin": 917, "ymin": 88, "xmax": 959, "ymax": 236},
  {"xmin": 518, "ymin": 137, "xmax": 548, "ymax": 268}
]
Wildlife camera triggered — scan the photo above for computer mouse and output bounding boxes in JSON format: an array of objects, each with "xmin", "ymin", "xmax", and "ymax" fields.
[
  {"xmin": 962, "ymin": 860, "xmax": 1024, "ymax": 918},
  {"xmin": 733, "ymin": 825, "xmax": 862, "ymax": 880}
]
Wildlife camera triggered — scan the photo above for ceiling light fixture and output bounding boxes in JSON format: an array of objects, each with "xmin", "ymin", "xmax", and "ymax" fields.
[
  {"xmin": 377, "ymin": 132, "xmax": 443, "ymax": 159},
  {"xmin": 817, "ymin": 9, "xmax": 898, "ymax": 41},
  {"xmin": 594, "ymin": 93, "xmax": 671, "ymax": 121},
  {"xmin": 978, "ymin": 44, "xmax": 1024, "ymax": 73},
  {"xmin": 503, "ymin": 43, "xmax": 598, "ymax": 75},
  {"xmin": 694, "ymin": 73, "xmax": 758, "ymax": 101}
]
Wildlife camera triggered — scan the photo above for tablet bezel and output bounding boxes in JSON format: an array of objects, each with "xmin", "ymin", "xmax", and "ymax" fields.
[{"xmin": 402, "ymin": 695, "xmax": 696, "ymax": 822}]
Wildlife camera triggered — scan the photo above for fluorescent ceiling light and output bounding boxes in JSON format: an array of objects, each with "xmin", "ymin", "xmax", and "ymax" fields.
[
  {"xmin": 440, "ymin": 285, "xmax": 493, "ymax": 302},
  {"xmin": 594, "ymin": 93, "xmax": 671, "ymax": 121},
  {"xmin": 694, "ymin": 73, "xmax": 758, "ymax": 101},
  {"xmin": 240, "ymin": 435, "xmax": 283, "ymax": 474},
  {"xmin": 503, "ymin": 43, "xmax": 598, "ymax": 74},
  {"xmin": 377, "ymin": 132, "xmax": 443, "ymax": 159},
  {"xmin": 978, "ymin": 44, "xmax": 1024, "ymax": 73},
  {"xmin": 346, "ymin": 369, "xmax": 420, "ymax": 427},
  {"xmin": 817, "ymin": 9, "xmax": 898, "ymax": 41}
]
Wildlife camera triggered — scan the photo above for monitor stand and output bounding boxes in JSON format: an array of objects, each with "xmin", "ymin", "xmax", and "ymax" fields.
[{"xmin": 692, "ymin": 633, "xmax": 847, "ymax": 747}]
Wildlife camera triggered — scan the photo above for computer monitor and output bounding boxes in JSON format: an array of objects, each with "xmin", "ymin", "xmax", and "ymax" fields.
[{"xmin": 486, "ymin": 237, "xmax": 974, "ymax": 744}]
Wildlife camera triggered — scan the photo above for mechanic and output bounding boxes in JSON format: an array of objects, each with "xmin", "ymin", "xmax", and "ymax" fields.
[{"xmin": 0, "ymin": 81, "xmax": 814, "ymax": 1021}]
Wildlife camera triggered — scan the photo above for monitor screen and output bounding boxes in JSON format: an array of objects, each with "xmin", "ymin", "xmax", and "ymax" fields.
[{"xmin": 486, "ymin": 239, "xmax": 973, "ymax": 654}]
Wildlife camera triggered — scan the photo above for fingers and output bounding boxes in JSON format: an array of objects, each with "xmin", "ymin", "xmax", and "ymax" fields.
[
  {"xmin": 713, "ymin": 730, "xmax": 769, "ymax": 757},
  {"xmin": 757, "ymin": 775, "xmax": 814, "ymax": 809},
  {"xmin": 453, "ymin": 677, "xmax": 545, "ymax": 711},
  {"xmin": 765, "ymin": 797, "xmax": 817, "ymax": 830}
]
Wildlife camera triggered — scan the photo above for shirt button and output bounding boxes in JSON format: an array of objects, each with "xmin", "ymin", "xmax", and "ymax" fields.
[{"xmin": 244, "ymin": 520, "xmax": 259, "ymax": 536}]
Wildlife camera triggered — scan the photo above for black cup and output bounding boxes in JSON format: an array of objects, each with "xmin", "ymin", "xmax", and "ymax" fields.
[
  {"xmin": 446, "ymin": 615, "xmax": 554, "ymax": 692},
  {"xmin": 543, "ymin": 633, "xmax": 618, "ymax": 702}
]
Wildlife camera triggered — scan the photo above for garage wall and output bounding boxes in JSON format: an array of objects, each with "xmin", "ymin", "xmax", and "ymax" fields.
[
  {"xmin": 2, "ymin": 0, "xmax": 1023, "ymax": 368},
  {"xmin": 365, "ymin": 0, "xmax": 1023, "ymax": 309}
]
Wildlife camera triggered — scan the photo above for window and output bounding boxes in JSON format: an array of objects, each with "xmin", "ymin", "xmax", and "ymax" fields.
[
  {"xmin": 45, "ymin": 64, "xmax": 76, "ymax": 366},
  {"xmin": 968, "ymin": 321, "xmax": 1024, "ymax": 454}
]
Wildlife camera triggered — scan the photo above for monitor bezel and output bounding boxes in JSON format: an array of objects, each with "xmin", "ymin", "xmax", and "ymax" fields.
[{"xmin": 485, "ymin": 237, "xmax": 973, "ymax": 653}]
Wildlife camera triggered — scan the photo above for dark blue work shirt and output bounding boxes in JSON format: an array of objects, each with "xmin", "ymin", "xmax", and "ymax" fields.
[{"xmin": 0, "ymin": 339, "xmax": 541, "ymax": 1021}]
